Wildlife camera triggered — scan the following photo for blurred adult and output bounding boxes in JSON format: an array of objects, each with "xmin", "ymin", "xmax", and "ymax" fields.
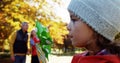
[{"xmin": 9, "ymin": 22, "xmax": 30, "ymax": 63}]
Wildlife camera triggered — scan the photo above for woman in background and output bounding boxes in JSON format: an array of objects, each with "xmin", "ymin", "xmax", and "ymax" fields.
[{"xmin": 30, "ymin": 30, "xmax": 40, "ymax": 63}]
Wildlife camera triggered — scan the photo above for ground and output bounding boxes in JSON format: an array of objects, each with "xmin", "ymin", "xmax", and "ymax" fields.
[
  {"xmin": 26, "ymin": 54, "xmax": 73, "ymax": 63},
  {"xmin": 0, "ymin": 52, "xmax": 73, "ymax": 63},
  {"xmin": 48, "ymin": 55, "xmax": 72, "ymax": 63}
]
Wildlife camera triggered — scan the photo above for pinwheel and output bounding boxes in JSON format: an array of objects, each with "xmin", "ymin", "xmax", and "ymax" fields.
[{"xmin": 35, "ymin": 20, "xmax": 53, "ymax": 63}]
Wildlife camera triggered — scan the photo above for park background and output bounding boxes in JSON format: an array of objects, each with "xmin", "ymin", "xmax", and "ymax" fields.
[
  {"xmin": 0, "ymin": 0, "xmax": 120, "ymax": 63},
  {"xmin": 0, "ymin": 0, "xmax": 85, "ymax": 63}
]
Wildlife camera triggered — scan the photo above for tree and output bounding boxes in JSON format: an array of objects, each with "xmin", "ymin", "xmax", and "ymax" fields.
[
  {"xmin": 0, "ymin": 0, "xmax": 37, "ymax": 51},
  {"xmin": 25, "ymin": 0, "xmax": 69, "ymax": 44},
  {"xmin": 0, "ymin": 0, "xmax": 69, "ymax": 51}
]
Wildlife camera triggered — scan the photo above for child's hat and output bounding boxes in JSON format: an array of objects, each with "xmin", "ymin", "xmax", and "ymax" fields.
[{"xmin": 68, "ymin": 0, "xmax": 120, "ymax": 41}]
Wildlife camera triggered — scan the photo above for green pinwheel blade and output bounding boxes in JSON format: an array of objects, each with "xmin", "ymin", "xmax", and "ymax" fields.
[
  {"xmin": 42, "ymin": 45, "xmax": 51, "ymax": 59},
  {"xmin": 36, "ymin": 21, "xmax": 43, "ymax": 35},
  {"xmin": 35, "ymin": 21, "xmax": 53, "ymax": 60}
]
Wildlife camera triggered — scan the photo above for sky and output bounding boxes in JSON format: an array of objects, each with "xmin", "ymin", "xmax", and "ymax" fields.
[
  {"xmin": 24, "ymin": 0, "xmax": 71, "ymax": 24},
  {"xmin": 50, "ymin": 0, "xmax": 71, "ymax": 24}
]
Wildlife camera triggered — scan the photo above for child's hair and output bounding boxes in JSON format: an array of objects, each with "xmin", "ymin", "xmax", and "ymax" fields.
[
  {"xmin": 94, "ymin": 31, "xmax": 120, "ymax": 56},
  {"xmin": 30, "ymin": 30, "xmax": 35, "ymax": 38}
]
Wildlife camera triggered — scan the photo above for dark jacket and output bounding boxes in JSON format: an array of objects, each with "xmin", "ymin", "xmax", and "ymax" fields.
[{"xmin": 13, "ymin": 29, "xmax": 28, "ymax": 54}]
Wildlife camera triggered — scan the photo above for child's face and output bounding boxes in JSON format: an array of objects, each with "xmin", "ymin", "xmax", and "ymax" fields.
[
  {"xmin": 67, "ymin": 12, "xmax": 94, "ymax": 47},
  {"xmin": 32, "ymin": 30, "xmax": 36, "ymax": 36}
]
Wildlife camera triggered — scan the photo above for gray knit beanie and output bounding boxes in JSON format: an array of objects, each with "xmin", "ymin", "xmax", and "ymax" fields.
[{"xmin": 68, "ymin": 0, "xmax": 120, "ymax": 41}]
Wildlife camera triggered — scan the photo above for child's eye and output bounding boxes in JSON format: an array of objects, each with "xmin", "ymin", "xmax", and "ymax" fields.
[
  {"xmin": 70, "ymin": 14, "xmax": 79, "ymax": 22},
  {"xmin": 71, "ymin": 18, "xmax": 79, "ymax": 23}
]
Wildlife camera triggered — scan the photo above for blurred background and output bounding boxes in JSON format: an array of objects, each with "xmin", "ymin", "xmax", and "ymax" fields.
[{"xmin": 0, "ymin": 0, "xmax": 84, "ymax": 63}]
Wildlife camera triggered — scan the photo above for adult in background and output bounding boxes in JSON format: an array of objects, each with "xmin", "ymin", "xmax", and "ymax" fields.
[{"xmin": 9, "ymin": 22, "xmax": 30, "ymax": 63}]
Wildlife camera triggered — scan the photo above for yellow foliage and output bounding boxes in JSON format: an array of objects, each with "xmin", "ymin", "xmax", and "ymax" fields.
[
  {"xmin": 0, "ymin": 0, "xmax": 69, "ymax": 47},
  {"xmin": 0, "ymin": 0, "xmax": 37, "ymax": 40}
]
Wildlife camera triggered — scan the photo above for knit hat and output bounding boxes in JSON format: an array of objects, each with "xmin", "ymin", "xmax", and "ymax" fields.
[{"xmin": 68, "ymin": 0, "xmax": 120, "ymax": 41}]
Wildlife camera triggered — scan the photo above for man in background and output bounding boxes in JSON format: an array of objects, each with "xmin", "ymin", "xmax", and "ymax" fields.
[{"xmin": 9, "ymin": 22, "xmax": 30, "ymax": 63}]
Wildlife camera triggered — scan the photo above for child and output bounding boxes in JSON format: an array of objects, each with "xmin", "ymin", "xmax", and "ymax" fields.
[
  {"xmin": 30, "ymin": 30, "xmax": 40, "ymax": 63},
  {"xmin": 67, "ymin": 0, "xmax": 120, "ymax": 63}
]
